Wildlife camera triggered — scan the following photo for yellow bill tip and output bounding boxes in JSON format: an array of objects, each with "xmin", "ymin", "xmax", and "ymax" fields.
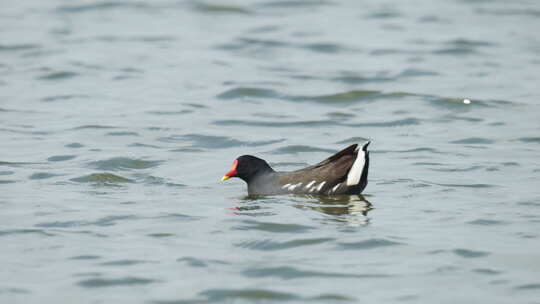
[{"xmin": 221, "ymin": 175, "xmax": 231, "ymax": 181}]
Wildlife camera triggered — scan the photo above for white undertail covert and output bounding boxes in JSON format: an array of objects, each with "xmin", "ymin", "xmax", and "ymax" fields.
[{"xmin": 346, "ymin": 141, "xmax": 370, "ymax": 186}]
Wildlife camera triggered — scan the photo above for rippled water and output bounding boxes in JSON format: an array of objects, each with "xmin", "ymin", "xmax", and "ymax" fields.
[{"xmin": 2, "ymin": 0, "xmax": 540, "ymax": 303}]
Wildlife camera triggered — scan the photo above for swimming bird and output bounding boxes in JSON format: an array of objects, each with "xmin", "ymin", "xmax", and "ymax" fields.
[{"xmin": 221, "ymin": 142, "xmax": 370, "ymax": 195}]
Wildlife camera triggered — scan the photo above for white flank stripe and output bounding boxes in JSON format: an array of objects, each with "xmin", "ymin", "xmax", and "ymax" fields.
[
  {"xmin": 331, "ymin": 183, "xmax": 341, "ymax": 193},
  {"xmin": 305, "ymin": 180, "xmax": 316, "ymax": 189},
  {"xmin": 316, "ymin": 181, "xmax": 326, "ymax": 192},
  {"xmin": 282, "ymin": 183, "xmax": 291, "ymax": 189},
  {"xmin": 346, "ymin": 150, "xmax": 366, "ymax": 186},
  {"xmin": 288, "ymin": 182, "xmax": 302, "ymax": 191}
]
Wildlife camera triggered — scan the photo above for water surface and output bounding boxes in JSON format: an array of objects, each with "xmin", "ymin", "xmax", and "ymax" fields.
[{"xmin": 1, "ymin": 0, "xmax": 540, "ymax": 303}]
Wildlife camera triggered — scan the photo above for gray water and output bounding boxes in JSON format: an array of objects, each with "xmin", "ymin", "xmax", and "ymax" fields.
[{"xmin": 2, "ymin": 0, "xmax": 540, "ymax": 303}]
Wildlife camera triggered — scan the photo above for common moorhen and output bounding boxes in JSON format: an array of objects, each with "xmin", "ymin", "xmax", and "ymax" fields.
[{"xmin": 221, "ymin": 142, "xmax": 370, "ymax": 195}]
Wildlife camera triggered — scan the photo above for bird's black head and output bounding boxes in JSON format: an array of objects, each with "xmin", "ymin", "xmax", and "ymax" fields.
[{"xmin": 222, "ymin": 155, "xmax": 274, "ymax": 183}]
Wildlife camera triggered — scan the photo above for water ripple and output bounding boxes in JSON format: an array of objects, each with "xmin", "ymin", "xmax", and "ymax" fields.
[
  {"xmin": 128, "ymin": 143, "xmax": 162, "ymax": 149},
  {"xmin": 0, "ymin": 229, "xmax": 55, "ymax": 237},
  {"xmin": 242, "ymin": 266, "xmax": 391, "ymax": 279},
  {"xmin": 177, "ymin": 257, "xmax": 229, "ymax": 268},
  {"xmin": 473, "ymin": 268, "xmax": 501, "ymax": 275},
  {"xmin": 428, "ymin": 165, "xmax": 483, "ymax": 172},
  {"xmin": 217, "ymin": 87, "xmax": 279, "ymax": 99},
  {"xmin": 217, "ymin": 87, "xmax": 509, "ymax": 115},
  {"xmin": 518, "ymin": 137, "xmax": 540, "ymax": 144},
  {"xmin": 70, "ymin": 173, "xmax": 134, "ymax": 184},
  {"xmin": 426, "ymin": 181, "xmax": 495, "ymax": 188},
  {"xmin": 153, "ymin": 213, "xmax": 202, "ymax": 222},
  {"xmin": 95, "ymin": 35, "xmax": 176, "ymax": 43},
  {"xmin": 218, "ymin": 39, "xmax": 289, "ymax": 53},
  {"xmin": 72, "ymin": 125, "xmax": 117, "ymax": 130},
  {"xmin": 291, "ymin": 90, "xmax": 390, "ymax": 103},
  {"xmin": 48, "ymin": 155, "xmax": 76, "ymax": 162},
  {"xmin": 65, "ymin": 143, "xmax": 84, "ymax": 148},
  {"xmin": 232, "ymin": 220, "xmax": 314, "ymax": 233},
  {"xmin": 77, "ymin": 276, "xmax": 156, "ymax": 288},
  {"xmin": 69, "ymin": 255, "xmax": 101, "ymax": 260},
  {"xmin": 0, "ymin": 287, "xmax": 30, "ymax": 294},
  {"xmin": 158, "ymin": 134, "xmax": 283, "ymax": 149},
  {"xmin": 453, "ymin": 248, "xmax": 490, "ymax": 258},
  {"xmin": 29, "ymin": 172, "xmax": 60, "ymax": 180},
  {"xmin": 326, "ymin": 112, "xmax": 356, "ymax": 120},
  {"xmin": 36, "ymin": 71, "xmax": 79, "ymax": 80},
  {"xmin": 378, "ymin": 147, "xmax": 441, "ymax": 154},
  {"xmin": 35, "ymin": 215, "xmax": 137, "ymax": 228},
  {"xmin": 399, "ymin": 68, "xmax": 439, "ymax": 78},
  {"xmin": 147, "ymin": 233, "xmax": 175, "ymax": 238},
  {"xmin": 191, "ymin": 2, "xmax": 251, "ymax": 15},
  {"xmin": 132, "ymin": 174, "xmax": 186, "ymax": 187},
  {"xmin": 147, "ymin": 110, "xmax": 192, "ymax": 116},
  {"xmin": 338, "ymin": 238, "xmax": 402, "ymax": 250},
  {"xmin": 105, "ymin": 131, "xmax": 140, "ymax": 136},
  {"xmin": 215, "ymin": 118, "xmax": 417, "ymax": 128},
  {"xmin": 425, "ymin": 96, "xmax": 491, "ymax": 109},
  {"xmin": 257, "ymin": 0, "xmax": 332, "ymax": 9},
  {"xmin": 467, "ymin": 219, "xmax": 507, "ymax": 226},
  {"xmin": 333, "ymin": 68, "xmax": 438, "ymax": 84},
  {"xmin": 477, "ymin": 8, "xmax": 540, "ymax": 17},
  {"xmin": 271, "ymin": 145, "xmax": 336, "ymax": 154},
  {"xmin": 196, "ymin": 288, "xmax": 300, "ymax": 302},
  {"xmin": 155, "ymin": 288, "xmax": 356, "ymax": 304},
  {"xmin": 99, "ymin": 259, "xmax": 149, "ymax": 267},
  {"xmin": 184, "ymin": 288, "xmax": 356, "ymax": 303},
  {"xmin": 0, "ymin": 43, "xmax": 41, "ymax": 52},
  {"xmin": 433, "ymin": 39, "xmax": 496, "ymax": 56},
  {"xmin": 335, "ymin": 137, "xmax": 370, "ymax": 144},
  {"xmin": 41, "ymin": 94, "xmax": 89, "ymax": 102},
  {"xmin": 450, "ymin": 137, "xmax": 494, "ymax": 144},
  {"xmin": 300, "ymin": 42, "xmax": 348, "ymax": 54},
  {"xmin": 345, "ymin": 118, "xmax": 420, "ymax": 127},
  {"xmin": 218, "ymin": 87, "xmax": 415, "ymax": 104},
  {"xmin": 89, "ymin": 157, "xmax": 162, "ymax": 171},
  {"xmin": 236, "ymin": 237, "xmax": 334, "ymax": 250},
  {"xmin": 213, "ymin": 119, "xmax": 336, "ymax": 127},
  {"xmin": 332, "ymin": 73, "xmax": 394, "ymax": 84},
  {"xmin": 57, "ymin": 2, "xmax": 152, "ymax": 13},
  {"xmin": 514, "ymin": 283, "xmax": 540, "ymax": 290}
]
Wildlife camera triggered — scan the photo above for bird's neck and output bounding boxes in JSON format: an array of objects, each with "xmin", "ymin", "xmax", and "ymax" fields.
[
  {"xmin": 243, "ymin": 165, "xmax": 274, "ymax": 183},
  {"xmin": 247, "ymin": 171, "xmax": 279, "ymax": 195}
]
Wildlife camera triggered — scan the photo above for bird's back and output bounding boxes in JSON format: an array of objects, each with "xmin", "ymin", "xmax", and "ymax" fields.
[{"xmin": 276, "ymin": 143, "xmax": 369, "ymax": 195}]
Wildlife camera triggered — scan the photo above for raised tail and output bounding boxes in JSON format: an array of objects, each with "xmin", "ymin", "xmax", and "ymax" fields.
[{"xmin": 345, "ymin": 141, "xmax": 370, "ymax": 193}]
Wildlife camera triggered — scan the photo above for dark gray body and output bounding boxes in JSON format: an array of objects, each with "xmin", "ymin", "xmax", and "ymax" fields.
[{"xmin": 244, "ymin": 142, "xmax": 370, "ymax": 196}]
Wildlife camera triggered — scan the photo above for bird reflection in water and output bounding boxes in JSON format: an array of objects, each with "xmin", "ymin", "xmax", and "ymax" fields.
[
  {"xmin": 295, "ymin": 194, "xmax": 372, "ymax": 216},
  {"xmin": 231, "ymin": 195, "xmax": 373, "ymax": 226},
  {"xmin": 293, "ymin": 195, "xmax": 373, "ymax": 227}
]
